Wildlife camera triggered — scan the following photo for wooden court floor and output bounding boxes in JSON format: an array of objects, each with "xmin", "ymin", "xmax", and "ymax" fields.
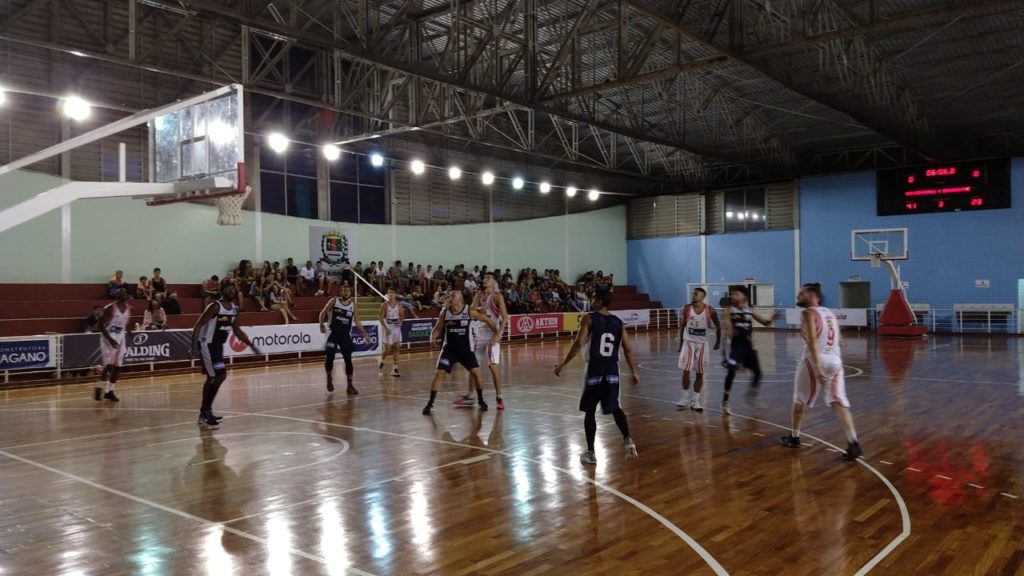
[{"xmin": 0, "ymin": 330, "xmax": 1021, "ymax": 576}]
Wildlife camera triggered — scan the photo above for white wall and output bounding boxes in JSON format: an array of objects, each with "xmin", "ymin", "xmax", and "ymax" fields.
[{"xmin": 0, "ymin": 170, "xmax": 627, "ymax": 284}]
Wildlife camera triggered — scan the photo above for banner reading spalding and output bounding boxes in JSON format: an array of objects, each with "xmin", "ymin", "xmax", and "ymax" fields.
[{"xmin": 310, "ymin": 226, "xmax": 358, "ymax": 282}]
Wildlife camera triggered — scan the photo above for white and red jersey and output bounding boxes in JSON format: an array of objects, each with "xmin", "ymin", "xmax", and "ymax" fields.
[
  {"xmin": 384, "ymin": 302, "xmax": 402, "ymax": 327},
  {"xmin": 804, "ymin": 306, "xmax": 841, "ymax": 358},
  {"xmin": 682, "ymin": 304, "xmax": 714, "ymax": 344},
  {"xmin": 104, "ymin": 303, "xmax": 132, "ymax": 334},
  {"xmin": 474, "ymin": 291, "xmax": 502, "ymax": 336}
]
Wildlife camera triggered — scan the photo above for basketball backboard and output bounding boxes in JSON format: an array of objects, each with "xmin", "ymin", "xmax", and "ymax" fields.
[
  {"xmin": 149, "ymin": 85, "xmax": 244, "ymax": 189},
  {"xmin": 851, "ymin": 228, "xmax": 908, "ymax": 260}
]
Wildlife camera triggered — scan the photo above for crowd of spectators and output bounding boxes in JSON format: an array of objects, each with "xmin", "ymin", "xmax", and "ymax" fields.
[{"xmin": 89, "ymin": 259, "xmax": 617, "ymax": 332}]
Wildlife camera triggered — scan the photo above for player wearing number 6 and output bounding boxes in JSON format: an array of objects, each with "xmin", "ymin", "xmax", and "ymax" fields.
[
  {"xmin": 780, "ymin": 283, "xmax": 862, "ymax": 461},
  {"xmin": 555, "ymin": 290, "xmax": 639, "ymax": 466}
]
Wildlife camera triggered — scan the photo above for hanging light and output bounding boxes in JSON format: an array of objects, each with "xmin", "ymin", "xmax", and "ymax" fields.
[
  {"xmin": 370, "ymin": 153, "xmax": 385, "ymax": 167},
  {"xmin": 588, "ymin": 189, "xmax": 600, "ymax": 201},
  {"xmin": 410, "ymin": 159, "xmax": 426, "ymax": 175},
  {"xmin": 512, "ymin": 177, "xmax": 524, "ymax": 190},
  {"xmin": 322, "ymin": 144, "xmax": 341, "ymax": 161},
  {"xmin": 481, "ymin": 171, "xmax": 495, "ymax": 185},
  {"xmin": 565, "ymin": 186, "xmax": 577, "ymax": 198},
  {"xmin": 448, "ymin": 166, "xmax": 462, "ymax": 180},
  {"xmin": 61, "ymin": 96, "xmax": 92, "ymax": 121},
  {"xmin": 539, "ymin": 182, "xmax": 551, "ymax": 194},
  {"xmin": 267, "ymin": 132, "xmax": 289, "ymax": 153}
]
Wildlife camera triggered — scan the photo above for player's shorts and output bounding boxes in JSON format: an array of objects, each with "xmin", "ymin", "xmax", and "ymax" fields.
[
  {"xmin": 473, "ymin": 327, "xmax": 501, "ymax": 366},
  {"xmin": 794, "ymin": 354, "xmax": 849, "ymax": 408},
  {"xmin": 579, "ymin": 376, "xmax": 620, "ymax": 415},
  {"xmin": 325, "ymin": 332, "xmax": 354, "ymax": 357},
  {"xmin": 437, "ymin": 348, "xmax": 479, "ymax": 373},
  {"xmin": 723, "ymin": 337, "xmax": 760, "ymax": 372},
  {"xmin": 678, "ymin": 340, "xmax": 710, "ymax": 373},
  {"xmin": 100, "ymin": 331, "xmax": 126, "ymax": 367},
  {"xmin": 200, "ymin": 342, "xmax": 226, "ymax": 377},
  {"xmin": 383, "ymin": 324, "xmax": 402, "ymax": 345}
]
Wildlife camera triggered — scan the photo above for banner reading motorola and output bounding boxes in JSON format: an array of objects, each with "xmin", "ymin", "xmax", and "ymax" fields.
[
  {"xmin": 224, "ymin": 322, "xmax": 382, "ymax": 357},
  {"xmin": 509, "ymin": 314, "xmax": 563, "ymax": 336},
  {"xmin": 0, "ymin": 337, "xmax": 56, "ymax": 370},
  {"xmin": 310, "ymin": 226, "xmax": 358, "ymax": 282}
]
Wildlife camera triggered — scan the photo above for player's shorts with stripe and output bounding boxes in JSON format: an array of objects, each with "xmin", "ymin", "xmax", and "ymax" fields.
[
  {"xmin": 473, "ymin": 327, "xmax": 501, "ymax": 366},
  {"xmin": 794, "ymin": 354, "xmax": 849, "ymax": 408},
  {"xmin": 436, "ymin": 349, "xmax": 479, "ymax": 373},
  {"xmin": 200, "ymin": 342, "xmax": 226, "ymax": 377},
  {"xmin": 325, "ymin": 333, "xmax": 354, "ymax": 357},
  {"xmin": 100, "ymin": 331, "xmax": 127, "ymax": 367},
  {"xmin": 383, "ymin": 324, "xmax": 402, "ymax": 345},
  {"xmin": 579, "ymin": 376, "xmax": 620, "ymax": 415},
  {"xmin": 678, "ymin": 340, "xmax": 710, "ymax": 373},
  {"xmin": 724, "ymin": 337, "xmax": 760, "ymax": 372}
]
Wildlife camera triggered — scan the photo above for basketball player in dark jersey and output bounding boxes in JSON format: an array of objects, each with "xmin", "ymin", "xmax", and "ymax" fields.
[
  {"xmin": 189, "ymin": 285, "xmax": 260, "ymax": 428},
  {"xmin": 555, "ymin": 290, "xmax": 639, "ymax": 465},
  {"xmin": 720, "ymin": 286, "xmax": 777, "ymax": 415},
  {"xmin": 422, "ymin": 289, "xmax": 499, "ymax": 415},
  {"xmin": 319, "ymin": 283, "xmax": 368, "ymax": 395}
]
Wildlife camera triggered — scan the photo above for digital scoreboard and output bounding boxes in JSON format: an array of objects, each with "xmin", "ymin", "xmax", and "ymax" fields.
[{"xmin": 877, "ymin": 159, "xmax": 1010, "ymax": 216}]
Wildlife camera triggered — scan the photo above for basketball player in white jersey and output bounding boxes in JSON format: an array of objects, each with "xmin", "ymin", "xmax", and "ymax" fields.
[
  {"xmin": 189, "ymin": 285, "xmax": 260, "ymax": 428},
  {"xmin": 379, "ymin": 288, "xmax": 404, "ymax": 377},
  {"xmin": 455, "ymin": 272, "xmax": 510, "ymax": 409},
  {"xmin": 94, "ymin": 288, "xmax": 133, "ymax": 402},
  {"xmin": 781, "ymin": 283, "xmax": 862, "ymax": 461},
  {"xmin": 676, "ymin": 287, "xmax": 721, "ymax": 412}
]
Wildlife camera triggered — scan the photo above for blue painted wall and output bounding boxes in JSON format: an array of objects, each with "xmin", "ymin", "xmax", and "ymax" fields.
[
  {"xmin": 626, "ymin": 236, "xmax": 700, "ymax": 309},
  {"xmin": 800, "ymin": 158, "xmax": 1023, "ymax": 311},
  {"xmin": 628, "ymin": 158, "xmax": 1023, "ymax": 313}
]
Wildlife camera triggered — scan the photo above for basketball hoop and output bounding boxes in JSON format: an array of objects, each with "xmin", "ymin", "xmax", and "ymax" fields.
[
  {"xmin": 215, "ymin": 186, "xmax": 250, "ymax": 226},
  {"xmin": 870, "ymin": 253, "xmax": 882, "ymax": 268}
]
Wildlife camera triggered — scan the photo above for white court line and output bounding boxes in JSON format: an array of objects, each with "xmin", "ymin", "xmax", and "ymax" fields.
[
  {"xmin": 0, "ymin": 447, "xmax": 378, "ymax": 576},
  {"xmin": 525, "ymin": 384, "xmax": 910, "ymax": 575},
  {"xmin": 1001, "ymin": 493, "xmax": 1019, "ymax": 499},
  {"xmin": 967, "ymin": 484, "xmax": 984, "ymax": 489},
  {"xmin": 935, "ymin": 474, "xmax": 952, "ymax": 481},
  {"xmin": 906, "ymin": 467, "xmax": 922, "ymax": 472},
  {"xmin": 879, "ymin": 460, "xmax": 894, "ymax": 466},
  {"xmin": 145, "ymin": 432, "xmax": 351, "ymax": 476},
  {"xmin": 252, "ymin": 411, "xmax": 731, "ymax": 576}
]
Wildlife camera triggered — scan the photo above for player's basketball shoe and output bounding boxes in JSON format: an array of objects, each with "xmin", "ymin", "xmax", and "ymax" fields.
[
  {"xmin": 197, "ymin": 412, "xmax": 219, "ymax": 428},
  {"xmin": 780, "ymin": 434, "xmax": 801, "ymax": 448},
  {"xmin": 422, "ymin": 404, "xmax": 434, "ymax": 415},
  {"xmin": 721, "ymin": 401, "xmax": 731, "ymax": 415},
  {"xmin": 453, "ymin": 394, "xmax": 474, "ymax": 408},
  {"xmin": 391, "ymin": 365, "xmax": 401, "ymax": 377},
  {"xmin": 478, "ymin": 399, "xmax": 489, "ymax": 411},
  {"xmin": 579, "ymin": 451, "xmax": 597, "ymax": 465},
  {"xmin": 691, "ymin": 394, "xmax": 704, "ymax": 413},
  {"xmin": 103, "ymin": 391, "xmax": 120, "ymax": 402},
  {"xmin": 675, "ymin": 392, "xmax": 691, "ymax": 409},
  {"xmin": 346, "ymin": 384, "xmax": 359, "ymax": 395},
  {"xmin": 326, "ymin": 374, "xmax": 335, "ymax": 392},
  {"xmin": 496, "ymin": 398, "xmax": 505, "ymax": 410},
  {"xmin": 841, "ymin": 441, "xmax": 863, "ymax": 461},
  {"xmin": 624, "ymin": 439, "xmax": 638, "ymax": 460}
]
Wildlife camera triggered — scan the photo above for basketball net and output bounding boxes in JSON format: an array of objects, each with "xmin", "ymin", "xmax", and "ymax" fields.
[
  {"xmin": 870, "ymin": 253, "xmax": 882, "ymax": 269},
  {"xmin": 215, "ymin": 186, "xmax": 251, "ymax": 226}
]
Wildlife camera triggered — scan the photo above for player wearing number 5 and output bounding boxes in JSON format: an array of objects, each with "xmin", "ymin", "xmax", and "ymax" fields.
[{"xmin": 555, "ymin": 290, "xmax": 639, "ymax": 466}]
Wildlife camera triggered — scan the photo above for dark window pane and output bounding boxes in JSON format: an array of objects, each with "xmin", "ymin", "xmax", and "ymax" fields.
[
  {"xmin": 359, "ymin": 154, "xmax": 387, "ymax": 187},
  {"xmin": 287, "ymin": 175, "xmax": 317, "ymax": 219},
  {"xmin": 260, "ymin": 142, "xmax": 285, "ymax": 173},
  {"xmin": 746, "ymin": 188, "xmax": 766, "ymax": 230},
  {"xmin": 329, "ymin": 154, "xmax": 358, "ymax": 182},
  {"xmin": 287, "ymin": 146, "xmax": 318, "ymax": 178},
  {"xmin": 359, "ymin": 185, "xmax": 387, "ymax": 224},
  {"xmin": 260, "ymin": 171, "xmax": 286, "ymax": 215},
  {"xmin": 330, "ymin": 181, "xmax": 359, "ymax": 223}
]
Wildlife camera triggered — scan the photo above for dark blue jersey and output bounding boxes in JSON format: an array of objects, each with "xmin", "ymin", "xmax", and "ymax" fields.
[
  {"xmin": 328, "ymin": 298, "xmax": 355, "ymax": 338},
  {"xmin": 729, "ymin": 306, "xmax": 754, "ymax": 341},
  {"xmin": 442, "ymin": 305, "xmax": 473, "ymax": 354},
  {"xmin": 584, "ymin": 312, "xmax": 622, "ymax": 385}
]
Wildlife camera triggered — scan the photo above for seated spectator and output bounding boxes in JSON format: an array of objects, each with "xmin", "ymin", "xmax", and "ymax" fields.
[
  {"xmin": 502, "ymin": 269, "xmax": 513, "ymax": 284},
  {"xmin": 268, "ymin": 284, "xmax": 299, "ymax": 324},
  {"xmin": 249, "ymin": 268, "xmax": 269, "ymax": 311},
  {"xmin": 504, "ymin": 282, "xmax": 523, "ymax": 314},
  {"xmin": 161, "ymin": 292, "xmax": 182, "ymax": 315},
  {"xmin": 464, "ymin": 276, "xmax": 478, "ymax": 293},
  {"xmin": 143, "ymin": 299, "xmax": 167, "ymax": 330},
  {"xmin": 315, "ymin": 262, "xmax": 334, "ymax": 296},
  {"xmin": 107, "ymin": 270, "xmax": 128, "ymax": 299},
  {"xmin": 85, "ymin": 305, "xmax": 103, "ymax": 332},
  {"xmin": 151, "ymin": 268, "xmax": 167, "ymax": 296},
  {"xmin": 136, "ymin": 275, "xmax": 153, "ymax": 300},
  {"xmin": 285, "ymin": 258, "xmax": 300, "ymax": 287},
  {"xmin": 573, "ymin": 283, "xmax": 590, "ymax": 312},
  {"xmin": 528, "ymin": 285, "xmax": 542, "ymax": 312},
  {"xmin": 432, "ymin": 282, "xmax": 449, "ymax": 308},
  {"xmin": 299, "ymin": 260, "xmax": 317, "ymax": 295},
  {"xmin": 202, "ymin": 275, "xmax": 221, "ymax": 307}
]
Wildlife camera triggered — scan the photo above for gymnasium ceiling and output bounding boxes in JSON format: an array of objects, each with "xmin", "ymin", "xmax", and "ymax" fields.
[{"xmin": 1, "ymin": 0, "xmax": 1023, "ymax": 192}]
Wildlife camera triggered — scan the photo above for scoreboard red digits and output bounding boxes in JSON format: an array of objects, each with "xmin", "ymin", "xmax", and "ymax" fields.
[{"xmin": 878, "ymin": 159, "xmax": 1010, "ymax": 216}]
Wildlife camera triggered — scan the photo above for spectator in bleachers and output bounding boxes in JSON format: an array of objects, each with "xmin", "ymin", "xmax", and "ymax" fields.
[
  {"xmin": 572, "ymin": 283, "xmax": 590, "ymax": 312},
  {"xmin": 314, "ymin": 261, "xmax": 333, "ymax": 296},
  {"xmin": 527, "ymin": 284, "xmax": 542, "ymax": 313},
  {"xmin": 299, "ymin": 260, "xmax": 317, "ymax": 295},
  {"xmin": 432, "ymin": 282, "xmax": 449, "ymax": 309},
  {"xmin": 464, "ymin": 275, "xmax": 478, "ymax": 294},
  {"xmin": 136, "ymin": 275, "xmax": 153, "ymax": 300},
  {"xmin": 249, "ymin": 266, "xmax": 269, "ymax": 311},
  {"xmin": 272, "ymin": 261, "xmax": 282, "ymax": 276},
  {"xmin": 502, "ymin": 269, "xmax": 513, "ymax": 284},
  {"xmin": 85, "ymin": 305, "xmax": 103, "ymax": 332},
  {"xmin": 406, "ymin": 262, "xmax": 416, "ymax": 287},
  {"xmin": 151, "ymin": 268, "xmax": 167, "ymax": 296},
  {"xmin": 161, "ymin": 292, "xmax": 182, "ymax": 315},
  {"xmin": 143, "ymin": 299, "xmax": 167, "ymax": 330},
  {"xmin": 202, "ymin": 275, "xmax": 221, "ymax": 307},
  {"xmin": 107, "ymin": 270, "xmax": 128, "ymax": 299},
  {"xmin": 268, "ymin": 284, "xmax": 298, "ymax": 324},
  {"xmin": 285, "ymin": 258, "xmax": 300, "ymax": 287},
  {"xmin": 504, "ymin": 282, "xmax": 523, "ymax": 314},
  {"xmin": 434, "ymin": 265, "xmax": 445, "ymax": 284}
]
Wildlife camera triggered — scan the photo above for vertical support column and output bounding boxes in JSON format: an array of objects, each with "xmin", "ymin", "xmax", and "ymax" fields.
[
  {"xmin": 317, "ymin": 152, "xmax": 330, "ymax": 221},
  {"xmin": 699, "ymin": 235, "xmax": 707, "ymax": 285},
  {"xmin": 390, "ymin": 167, "xmax": 397, "ymax": 261},
  {"xmin": 564, "ymin": 195, "xmax": 570, "ymax": 276},
  {"xmin": 250, "ymin": 142, "xmax": 263, "ymax": 263},
  {"xmin": 793, "ymin": 229, "xmax": 801, "ymax": 301},
  {"xmin": 128, "ymin": 0, "xmax": 137, "ymax": 61},
  {"xmin": 488, "ymin": 185, "xmax": 494, "ymax": 266},
  {"xmin": 60, "ymin": 119, "xmax": 71, "ymax": 283}
]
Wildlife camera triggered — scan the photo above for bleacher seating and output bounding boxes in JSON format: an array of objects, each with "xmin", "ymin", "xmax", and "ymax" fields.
[{"xmin": 0, "ymin": 283, "xmax": 662, "ymax": 337}]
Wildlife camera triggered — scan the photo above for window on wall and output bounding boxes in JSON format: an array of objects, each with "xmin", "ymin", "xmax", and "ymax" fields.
[
  {"xmin": 724, "ymin": 188, "xmax": 767, "ymax": 232},
  {"xmin": 259, "ymin": 145, "xmax": 319, "ymax": 219},
  {"xmin": 328, "ymin": 153, "xmax": 386, "ymax": 224}
]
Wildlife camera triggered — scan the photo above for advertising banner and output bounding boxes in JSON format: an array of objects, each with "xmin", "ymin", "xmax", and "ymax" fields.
[
  {"xmin": 509, "ymin": 314, "xmax": 563, "ymax": 336},
  {"xmin": 310, "ymin": 226, "xmax": 358, "ymax": 282},
  {"xmin": 402, "ymin": 318, "xmax": 437, "ymax": 343},
  {"xmin": 0, "ymin": 337, "xmax": 56, "ymax": 370},
  {"xmin": 612, "ymin": 309, "xmax": 651, "ymax": 328},
  {"xmin": 62, "ymin": 331, "xmax": 192, "ymax": 368},
  {"xmin": 784, "ymin": 308, "xmax": 868, "ymax": 327},
  {"xmin": 225, "ymin": 322, "xmax": 382, "ymax": 357},
  {"xmin": 562, "ymin": 313, "xmax": 583, "ymax": 332}
]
